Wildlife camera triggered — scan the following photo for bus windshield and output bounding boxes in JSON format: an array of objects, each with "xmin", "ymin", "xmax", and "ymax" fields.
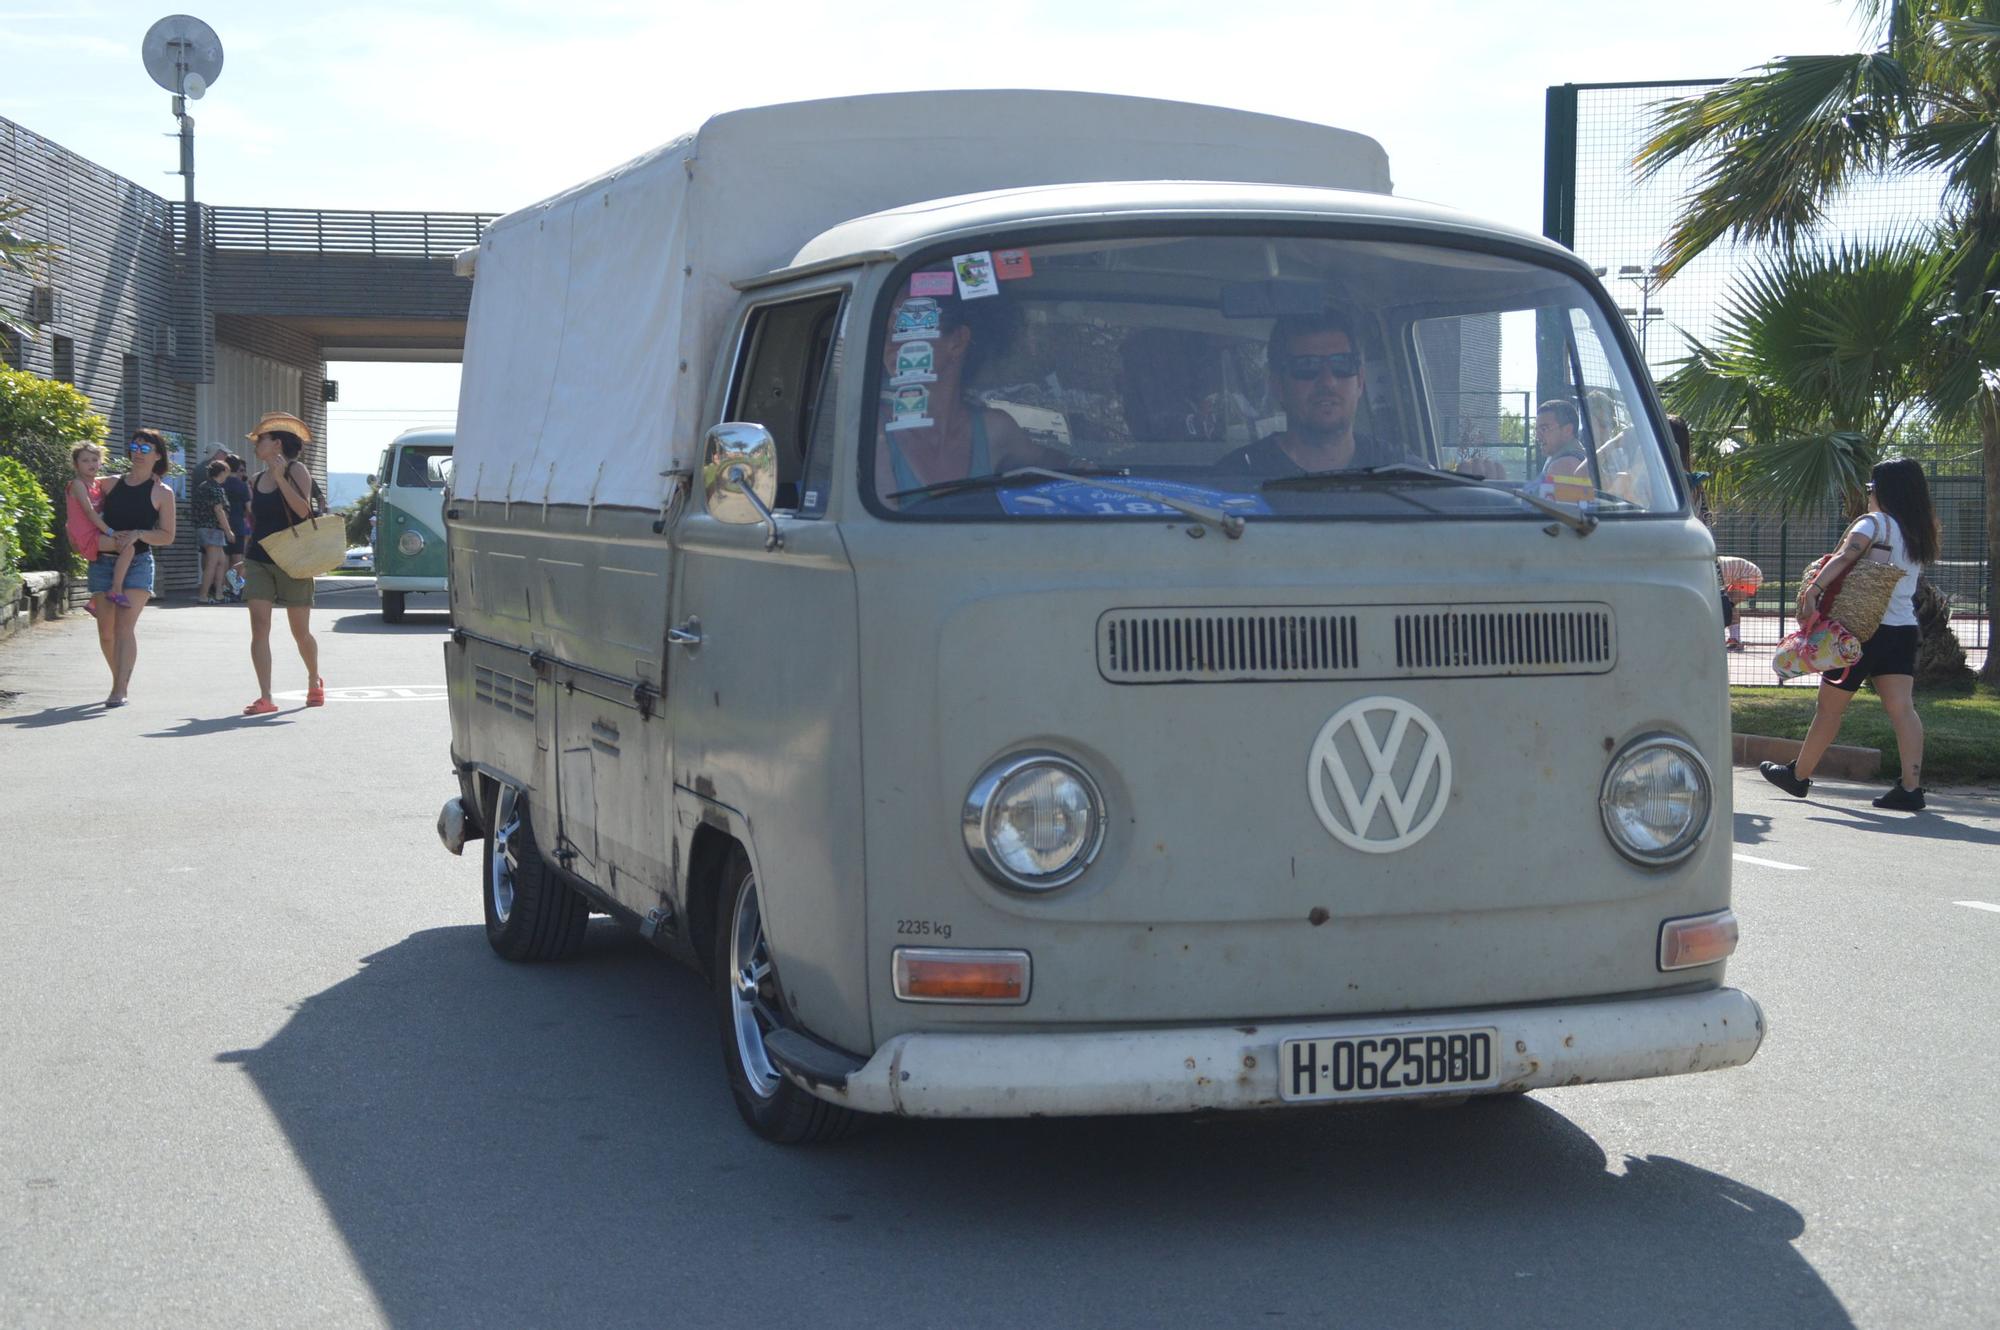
[{"xmin": 866, "ymin": 234, "xmax": 1679, "ymax": 523}]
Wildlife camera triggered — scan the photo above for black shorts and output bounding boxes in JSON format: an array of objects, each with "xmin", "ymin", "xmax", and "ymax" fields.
[
  {"xmin": 1828, "ymin": 623, "xmax": 1919, "ymax": 692},
  {"xmin": 226, "ymin": 531, "xmax": 246, "ymax": 556}
]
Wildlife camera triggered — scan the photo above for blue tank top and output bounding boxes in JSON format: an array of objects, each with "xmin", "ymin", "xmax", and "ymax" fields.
[{"xmin": 886, "ymin": 410, "xmax": 991, "ymax": 494}]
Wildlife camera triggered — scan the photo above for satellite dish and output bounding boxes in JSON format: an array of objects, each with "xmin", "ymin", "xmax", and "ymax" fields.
[{"xmin": 142, "ymin": 15, "xmax": 224, "ymax": 98}]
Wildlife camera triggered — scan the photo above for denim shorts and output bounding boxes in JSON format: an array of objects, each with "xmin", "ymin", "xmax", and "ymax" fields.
[
  {"xmin": 197, "ymin": 526, "xmax": 228, "ymax": 549},
  {"xmin": 87, "ymin": 548, "xmax": 156, "ymax": 595}
]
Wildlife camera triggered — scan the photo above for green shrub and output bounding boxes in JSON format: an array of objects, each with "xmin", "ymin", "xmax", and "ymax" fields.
[
  {"xmin": 0, "ymin": 365, "xmax": 108, "ymax": 571},
  {"xmin": 0, "ymin": 454, "xmax": 54, "ymax": 580}
]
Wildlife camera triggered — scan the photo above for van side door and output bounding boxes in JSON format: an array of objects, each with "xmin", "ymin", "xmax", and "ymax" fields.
[{"xmin": 668, "ymin": 285, "xmax": 872, "ymax": 1054}]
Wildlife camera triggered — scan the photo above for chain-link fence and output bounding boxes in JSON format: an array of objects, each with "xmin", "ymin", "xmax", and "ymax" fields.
[{"xmin": 1546, "ymin": 80, "xmax": 1991, "ymax": 685}]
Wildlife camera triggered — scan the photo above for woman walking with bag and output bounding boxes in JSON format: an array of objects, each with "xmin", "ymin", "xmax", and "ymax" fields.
[
  {"xmin": 1761, "ymin": 458, "xmax": 1940, "ymax": 810},
  {"xmin": 241, "ymin": 412, "xmax": 325, "ymax": 715}
]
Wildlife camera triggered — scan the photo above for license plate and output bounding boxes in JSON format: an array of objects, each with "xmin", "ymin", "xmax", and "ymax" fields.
[{"xmin": 1278, "ymin": 1028, "xmax": 1499, "ymax": 1102}]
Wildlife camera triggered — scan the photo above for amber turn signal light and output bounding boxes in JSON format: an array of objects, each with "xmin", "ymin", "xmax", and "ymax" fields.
[
  {"xmin": 1658, "ymin": 909, "xmax": 1739, "ymax": 971},
  {"xmin": 893, "ymin": 947, "xmax": 1031, "ymax": 1004}
]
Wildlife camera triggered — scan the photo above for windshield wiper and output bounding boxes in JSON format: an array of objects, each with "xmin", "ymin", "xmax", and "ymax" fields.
[
  {"xmin": 890, "ymin": 466, "xmax": 1248, "ymax": 539},
  {"xmin": 1263, "ymin": 462, "xmax": 1599, "ymax": 537}
]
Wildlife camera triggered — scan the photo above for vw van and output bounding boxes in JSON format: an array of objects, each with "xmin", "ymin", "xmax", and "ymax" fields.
[
  {"xmin": 436, "ymin": 92, "xmax": 1762, "ymax": 1143},
  {"xmin": 371, "ymin": 426, "xmax": 453, "ymax": 621}
]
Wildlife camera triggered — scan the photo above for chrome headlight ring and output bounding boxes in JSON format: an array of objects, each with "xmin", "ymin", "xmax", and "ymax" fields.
[
  {"xmin": 1599, "ymin": 733, "xmax": 1713, "ymax": 866},
  {"xmin": 962, "ymin": 752, "xmax": 1106, "ymax": 892}
]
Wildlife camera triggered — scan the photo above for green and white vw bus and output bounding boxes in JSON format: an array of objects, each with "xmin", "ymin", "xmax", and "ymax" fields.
[{"xmin": 371, "ymin": 427, "xmax": 453, "ymax": 622}]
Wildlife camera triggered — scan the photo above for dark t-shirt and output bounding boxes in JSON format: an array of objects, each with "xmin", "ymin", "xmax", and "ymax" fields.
[
  {"xmin": 224, "ymin": 475, "xmax": 251, "ymax": 529},
  {"xmin": 1213, "ymin": 432, "xmax": 1409, "ymax": 477},
  {"xmin": 192, "ymin": 479, "xmax": 230, "ymax": 531}
]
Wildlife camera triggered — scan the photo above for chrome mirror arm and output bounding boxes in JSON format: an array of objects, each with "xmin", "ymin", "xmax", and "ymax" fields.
[{"xmin": 726, "ymin": 464, "xmax": 785, "ymax": 551}]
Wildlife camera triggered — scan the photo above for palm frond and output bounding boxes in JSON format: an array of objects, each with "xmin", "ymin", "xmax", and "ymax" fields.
[
  {"xmin": 1728, "ymin": 430, "xmax": 1877, "ymax": 514},
  {"xmin": 1637, "ymin": 54, "xmax": 1912, "ymax": 278}
]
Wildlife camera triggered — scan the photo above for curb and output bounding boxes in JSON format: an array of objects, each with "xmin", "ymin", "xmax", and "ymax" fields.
[{"xmin": 1732, "ymin": 733, "xmax": 1882, "ymax": 781}]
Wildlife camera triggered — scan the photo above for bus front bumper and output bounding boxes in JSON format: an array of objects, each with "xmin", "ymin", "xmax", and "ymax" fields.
[{"xmin": 792, "ymin": 987, "xmax": 1763, "ymax": 1118}]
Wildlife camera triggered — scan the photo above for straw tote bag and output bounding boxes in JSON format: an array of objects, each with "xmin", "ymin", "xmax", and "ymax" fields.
[
  {"xmin": 1795, "ymin": 552, "xmax": 1902, "ymax": 643},
  {"xmin": 262, "ymin": 510, "xmax": 347, "ymax": 580}
]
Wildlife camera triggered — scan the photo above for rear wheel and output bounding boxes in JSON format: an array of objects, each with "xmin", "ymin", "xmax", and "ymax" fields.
[
  {"xmin": 482, "ymin": 789, "xmax": 588, "ymax": 961},
  {"xmin": 712, "ymin": 853, "xmax": 860, "ymax": 1144},
  {"xmin": 381, "ymin": 589, "xmax": 406, "ymax": 623}
]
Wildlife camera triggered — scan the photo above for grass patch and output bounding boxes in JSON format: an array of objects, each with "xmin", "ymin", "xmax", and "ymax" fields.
[{"xmin": 1731, "ymin": 683, "xmax": 2000, "ymax": 785}]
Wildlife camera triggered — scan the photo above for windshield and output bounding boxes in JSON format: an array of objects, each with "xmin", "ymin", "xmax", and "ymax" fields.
[
  {"xmin": 395, "ymin": 445, "xmax": 452, "ymax": 489},
  {"xmin": 866, "ymin": 234, "xmax": 1680, "ymax": 522}
]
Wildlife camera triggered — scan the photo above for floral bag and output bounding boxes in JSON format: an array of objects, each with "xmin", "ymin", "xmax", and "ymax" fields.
[{"xmin": 1772, "ymin": 611, "xmax": 1863, "ymax": 681}]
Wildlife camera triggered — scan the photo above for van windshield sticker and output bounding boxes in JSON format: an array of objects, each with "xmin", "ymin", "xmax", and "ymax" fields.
[
  {"xmin": 953, "ymin": 251, "xmax": 1000, "ymax": 300},
  {"xmin": 994, "ymin": 248, "xmax": 1034, "ymax": 280},
  {"xmin": 997, "ymin": 477, "xmax": 1271, "ymax": 518},
  {"xmin": 892, "ymin": 298, "xmax": 942, "ymax": 342},
  {"xmin": 910, "ymin": 270, "xmax": 955, "ymax": 297}
]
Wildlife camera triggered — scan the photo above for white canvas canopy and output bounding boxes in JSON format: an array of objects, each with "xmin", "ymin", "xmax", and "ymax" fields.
[{"xmin": 454, "ymin": 91, "xmax": 1391, "ymax": 511}]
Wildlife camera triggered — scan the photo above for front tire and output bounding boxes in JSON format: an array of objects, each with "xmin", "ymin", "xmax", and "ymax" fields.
[
  {"xmin": 482, "ymin": 789, "xmax": 588, "ymax": 961},
  {"xmin": 712, "ymin": 853, "xmax": 860, "ymax": 1144},
  {"xmin": 381, "ymin": 589, "xmax": 406, "ymax": 623}
]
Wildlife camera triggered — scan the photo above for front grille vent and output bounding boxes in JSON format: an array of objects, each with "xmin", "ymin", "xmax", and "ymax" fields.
[
  {"xmin": 1393, "ymin": 606, "xmax": 1615, "ymax": 674},
  {"xmin": 474, "ymin": 665, "xmax": 535, "ymax": 719},
  {"xmin": 1099, "ymin": 608, "xmax": 1360, "ymax": 683}
]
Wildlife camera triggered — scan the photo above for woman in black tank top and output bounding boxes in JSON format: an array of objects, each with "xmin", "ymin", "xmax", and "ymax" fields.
[
  {"xmin": 91, "ymin": 429, "xmax": 177, "ymax": 708},
  {"xmin": 240, "ymin": 413, "xmax": 326, "ymax": 715}
]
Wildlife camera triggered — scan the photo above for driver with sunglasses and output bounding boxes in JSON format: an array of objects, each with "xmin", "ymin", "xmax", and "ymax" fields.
[{"xmin": 1215, "ymin": 312, "xmax": 1409, "ymax": 476}]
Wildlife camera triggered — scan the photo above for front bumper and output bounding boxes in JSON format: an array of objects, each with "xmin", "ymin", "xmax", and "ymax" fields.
[
  {"xmin": 799, "ymin": 987, "xmax": 1763, "ymax": 1118},
  {"xmin": 376, "ymin": 574, "xmax": 447, "ymax": 592}
]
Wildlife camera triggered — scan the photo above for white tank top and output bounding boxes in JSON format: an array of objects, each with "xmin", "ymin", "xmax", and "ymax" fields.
[{"xmin": 1849, "ymin": 511, "xmax": 1921, "ymax": 628}]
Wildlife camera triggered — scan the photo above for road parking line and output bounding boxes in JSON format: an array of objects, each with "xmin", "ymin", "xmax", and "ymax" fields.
[
  {"xmin": 1953, "ymin": 901, "xmax": 2000, "ymax": 914},
  {"xmin": 1733, "ymin": 853, "xmax": 1807, "ymax": 871}
]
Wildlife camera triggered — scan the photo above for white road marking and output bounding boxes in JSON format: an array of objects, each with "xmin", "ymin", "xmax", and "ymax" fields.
[
  {"xmin": 272, "ymin": 684, "xmax": 446, "ymax": 703},
  {"xmin": 1733, "ymin": 853, "xmax": 1807, "ymax": 871},
  {"xmin": 1953, "ymin": 901, "xmax": 2000, "ymax": 914}
]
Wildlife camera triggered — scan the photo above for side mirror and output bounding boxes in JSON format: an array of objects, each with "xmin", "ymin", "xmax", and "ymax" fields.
[
  {"xmin": 365, "ymin": 474, "xmax": 377, "ymax": 487},
  {"xmin": 703, "ymin": 422, "xmax": 784, "ymax": 551}
]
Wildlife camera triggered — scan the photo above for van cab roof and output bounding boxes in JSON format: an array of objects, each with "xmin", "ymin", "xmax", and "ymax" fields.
[{"xmin": 784, "ymin": 180, "xmax": 1568, "ymax": 277}]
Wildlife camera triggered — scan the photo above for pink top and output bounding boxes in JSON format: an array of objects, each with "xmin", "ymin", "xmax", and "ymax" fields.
[{"xmin": 66, "ymin": 478, "xmax": 104, "ymax": 561}]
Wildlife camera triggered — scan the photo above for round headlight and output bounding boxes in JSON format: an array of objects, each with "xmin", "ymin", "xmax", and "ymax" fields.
[
  {"xmin": 963, "ymin": 753, "xmax": 1105, "ymax": 891},
  {"xmin": 1600, "ymin": 735, "xmax": 1712, "ymax": 865},
  {"xmin": 397, "ymin": 530, "xmax": 426, "ymax": 557}
]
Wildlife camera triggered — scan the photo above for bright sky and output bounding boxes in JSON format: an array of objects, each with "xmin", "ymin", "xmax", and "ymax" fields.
[{"xmin": 4, "ymin": 0, "xmax": 1868, "ymax": 473}]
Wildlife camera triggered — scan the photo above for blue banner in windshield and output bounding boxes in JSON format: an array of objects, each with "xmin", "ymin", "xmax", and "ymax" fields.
[{"xmin": 996, "ymin": 478, "xmax": 1272, "ymax": 518}]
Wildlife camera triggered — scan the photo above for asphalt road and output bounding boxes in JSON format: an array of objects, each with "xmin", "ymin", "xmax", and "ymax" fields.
[{"xmin": 2, "ymin": 583, "xmax": 1995, "ymax": 1328}]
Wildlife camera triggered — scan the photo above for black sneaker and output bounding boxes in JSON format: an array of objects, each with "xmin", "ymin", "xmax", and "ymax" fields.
[
  {"xmin": 1760, "ymin": 760, "xmax": 1811, "ymax": 797},
  {"xmin": 1872, "ymin": 783, "xmax": 1926, "ymax": 811}
]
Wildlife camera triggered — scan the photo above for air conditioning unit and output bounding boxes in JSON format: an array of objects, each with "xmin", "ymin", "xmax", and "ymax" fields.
[
  {"xmin": 151, "ymin": 325, "xmax": 178, "ymax": 358},
  {"xmin": 27, "ymin": 285, "xmax": 53, "ymax": 324}
]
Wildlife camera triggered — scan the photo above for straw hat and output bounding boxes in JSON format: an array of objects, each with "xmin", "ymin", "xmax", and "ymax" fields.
[{"xmin": 246, "ymin": 411, "xmax": 313, "ymax": 444}]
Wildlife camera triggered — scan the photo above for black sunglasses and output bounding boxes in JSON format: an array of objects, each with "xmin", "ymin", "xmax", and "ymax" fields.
[{"xmin": 1281, "ymin": 352, "xmax": 1362, "ymax": 381}]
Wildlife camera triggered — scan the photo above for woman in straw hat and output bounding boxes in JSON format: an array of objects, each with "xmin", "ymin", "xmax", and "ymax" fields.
[{"xmin": 240, "ymin": 412, "xmax": 326, "ymax": 715}]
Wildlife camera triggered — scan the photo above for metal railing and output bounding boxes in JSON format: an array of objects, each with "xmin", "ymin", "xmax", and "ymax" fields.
[{"xmin": 187, "ymin": 205, "xmax": 498, "ymax": 259}]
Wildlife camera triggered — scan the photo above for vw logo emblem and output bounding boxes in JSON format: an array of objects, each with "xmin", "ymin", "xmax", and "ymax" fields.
[{"xmin": 1307, "ymin": 696, "xmax": 1452, "ymax": 853}]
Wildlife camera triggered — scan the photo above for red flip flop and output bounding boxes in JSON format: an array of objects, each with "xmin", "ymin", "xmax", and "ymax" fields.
[
  {"xmin": 243, "ymin": 698, "xmax": 279, "ymax": 716},
  {"xmin": 305, "ymin": 679, "xmax": 326, "ymax": 707}
]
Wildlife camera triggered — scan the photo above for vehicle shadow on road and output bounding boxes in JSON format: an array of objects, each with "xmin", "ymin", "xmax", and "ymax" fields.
[
  {"xmin": 329, "ymin": 614, "xmax": 452, "ymax": 635},
  {"xmin": 222, "ymin": 924, "xmax": 1852, "ymax": 1330}
]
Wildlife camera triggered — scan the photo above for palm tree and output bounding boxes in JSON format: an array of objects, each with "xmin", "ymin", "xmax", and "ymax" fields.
[
  {"xmin": 1662, "ymin": 238, "xmax": 1961, "ymax": 516},
  {"xmin": 1636, "ymin": 0, "xmax": 2000, "ymax": 681}
]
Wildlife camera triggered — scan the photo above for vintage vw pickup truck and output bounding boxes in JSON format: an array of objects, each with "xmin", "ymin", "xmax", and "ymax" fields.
[{"xmin": 437, "ymin": 91, "xmax": 1762, "ymax": 1141}]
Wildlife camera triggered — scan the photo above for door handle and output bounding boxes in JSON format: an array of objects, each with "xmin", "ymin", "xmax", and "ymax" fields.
[{"xmin": 668, "ymin": 617, "xmax": 702, "ymax": 649}]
